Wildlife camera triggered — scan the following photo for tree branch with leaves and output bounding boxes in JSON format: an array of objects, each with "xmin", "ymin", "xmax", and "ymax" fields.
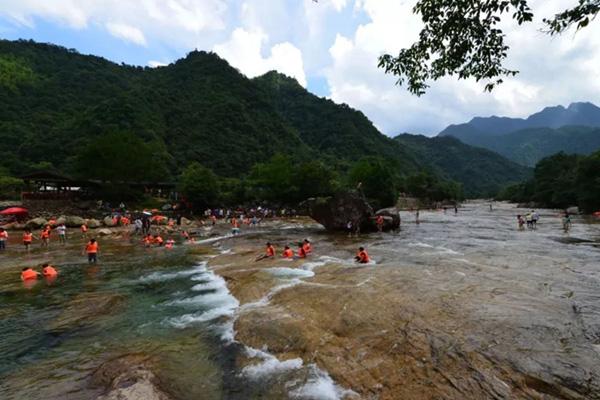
[{"xmin": 377, "ymin": 0, "xmax": 599, "ymax": 95}]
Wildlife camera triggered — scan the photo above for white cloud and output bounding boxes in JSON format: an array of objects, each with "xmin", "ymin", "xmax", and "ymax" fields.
[
  {"xmin": 148, "ymin": 60, "xmax": 168, "ymax": 68},
  {"xmin": 0, "ymin": 0, "xmax": 228, "ymax": 48},
  {"xmin": 106, "ymin": 22, "xmax": 146, "ymax": 46},
  {"xmin": 214, "ymin": 27, "xmax": 307, "ymax": 87},
  {"xmin": 325, "ymin": 0, "xmax": 600, "ymax": 135}
]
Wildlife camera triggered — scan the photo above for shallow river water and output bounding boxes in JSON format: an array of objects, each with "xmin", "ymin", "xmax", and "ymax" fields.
[{"xmin": 1, "ymin": 201, "xmax": 599, "ymax": 399}]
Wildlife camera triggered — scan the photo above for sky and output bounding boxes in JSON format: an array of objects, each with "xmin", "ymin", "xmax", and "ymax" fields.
[{"xmin": 0, "ymin": 0, "xmax": 599, "ymax": 136}]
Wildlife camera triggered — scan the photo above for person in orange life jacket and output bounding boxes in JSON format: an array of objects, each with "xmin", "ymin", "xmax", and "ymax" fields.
[
  {"xmin": 154, "ymin": 235, "xmax": 164, "ymax": 246},
  {"xmin": 41, "ymin": 263, "xmax": 58, "ymax": 278},
  {"xmin": 143, "ymin": 234, "xmax": 153, "ymax": 247},
  {"xmin": 376, "ymin": 215, "xmax": 384, "ymax": 232},
  {"xmin": 355, "ymin": 247, "xmax": 370, "ymax": 264},
  {"xmin": 22, "ymin": 229, "xmax": 34, "ymax": 251},
  {"xmin": 85, "ymin": 238, "xmax": 99, "ymax": 263},
  {"xmin": 296, "ymin": 243, "xmax": 307, "ymax": 259},
  {"xmin": 282, "ymin": 245, "xmax": 293, "ymax": 259},
  {"xmin": 0, "ymin": 227, "xmax": 8, "ymax": 251},
  {"xmin": 81, "ymin": 223, "xmax": 88, "ymax": 238},
  {"xmin": 302, "ymin": 239, "xmax": 312, "ymax": 255},
  {"xmin": 40, "ymin": 226, "xmax": 51, "ymax": 247},
  {"xmin": 21, "ymin": 266, "xmax": 40, "ymax": 281},
  {"xmin": 256, "ymin": 242, "xmax": 275, "ymax": 261}
]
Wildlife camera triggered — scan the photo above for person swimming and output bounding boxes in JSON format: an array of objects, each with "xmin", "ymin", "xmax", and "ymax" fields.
[
  {"xmin": 302, "ymin": 239, "xmax": 312, "ymax": 255},
  {"xmin": 282, "ymin": 245, "xmax": 293, "ymax": 259},
  {"xmin": 41, "ymin": 263, "xmax": 58, "ymax": 278},
  {"xmin": 21, "ymin": 267, "xmax": 40, "ymax": 281},
  {"xmin": 355, "ymin": 247, "xmax": 370, "ymax": 264},
  {"xmin": 296, "ymin": 243, "xmax": 307, "ymax": 259}
]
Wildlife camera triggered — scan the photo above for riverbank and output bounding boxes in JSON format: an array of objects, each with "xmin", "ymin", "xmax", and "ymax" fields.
[{"xmin": 1, "ymin": 202, "xmax": 600, "ymax": 399}]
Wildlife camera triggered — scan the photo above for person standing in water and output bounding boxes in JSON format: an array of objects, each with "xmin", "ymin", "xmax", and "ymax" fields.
[
  {"xmin": 81, "ymin": 223, "xmax": 88, "ymax": 239},
  {"xmin": 376, "ymin": 215, "xmax": 384, "ymax": 232},
  {"xmin": 231, "ymin": 217, "xmax": 240, "ymax": 235},
  {"xmin": 0, "ymin": 227, "xmax": 7, "ymax": 251},
  {"xmin": 302, "ymin": 239, "xmax": 312, "ymax": 255},
  {"xmin": 56, "ymin": 223, "xmax": 67, "ymax": 245},
  {"xmin": 416, "ymin": 209, "xmax": 420, "ymax": 225},
  {"xmin": 22, "ymin": 229, "xmax": 34, "ymax": 252},
  {"xmin": 454, "ymin": 205, "xmax": 458, "ymax": 214},
  {"xmin": 84, "ymin": 238, "xmax": 99, "ymax": 264},
  {"xmin": 40, "ymin": 225, "xmax": 51, "ymax": 248},
  {"xmin": 296, "ymin": 243, "xmax": 307, "ymax": 259},
  {"xmin": 355, "ymin": 247, "xmax": 370, "ymax": 264},
  {"xmin": 532, "ymin": 210, "xmax": 539, "ymax": 229},
  {"xmin": 562, "ymin": 212, "xmax": 572, "ymax": 232},
  {"xmin": 517, "ymin": 215, "xmax": 525, "ymax": 230}
]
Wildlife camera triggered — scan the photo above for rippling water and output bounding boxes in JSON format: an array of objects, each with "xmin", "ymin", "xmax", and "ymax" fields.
[{"xmin": 1, "ymin": 201, "xmax": 599, "ymax": 399}]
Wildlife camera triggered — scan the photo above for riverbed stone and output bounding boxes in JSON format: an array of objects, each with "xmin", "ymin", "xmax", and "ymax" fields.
[
  {"xmin": 65, "ymin": 215, "xmax": 85, "ymax": 227},
  {"xmin": 49, "ymin": 292, "xmax": 125, "ymax": 332},
  {"xmin": 103, "ymin": 216, "xmax": 117, "ymax": 227},
  {"xmin": 97, "ymin": 228, "xmax": 113, "ymax": 236},
  {"xmin": 25, "ymin": 217, "xmax": 48, "ymax": 229},
  {"xmin": 87, "ymin": 218, "xmax": 101, "ymax": 228},
  {"xmin": 92, "ymin": 354, "xmax": 171, "ymax": 400},
  {"xmin": 306, "ymin": 190, "xmax": 398, "ymax": 232}
]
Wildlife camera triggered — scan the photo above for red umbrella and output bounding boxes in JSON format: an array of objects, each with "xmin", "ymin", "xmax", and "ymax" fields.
[{"xmin": 0, "ymin": 207, "xmax": 28, "ymax": 215}]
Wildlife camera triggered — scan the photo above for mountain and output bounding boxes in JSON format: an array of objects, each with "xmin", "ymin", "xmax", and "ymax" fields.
[
  {"xmin": 394, "ymin": 134, "xmax": 531, "ymax": 197},
  {"xmin": 0, "ymin": 39, "xmax": 525, "ymax": 198},
  {"xmin": 438, "ymin": 103, "xmax": 600, "ymax": 166},
  {"xmin": 469, "ymin": 126, "xmax": 600, "ymax": 167},
  {"xmin": 439, "ymin": 102, "xmax": 600, "ymax": 140}
]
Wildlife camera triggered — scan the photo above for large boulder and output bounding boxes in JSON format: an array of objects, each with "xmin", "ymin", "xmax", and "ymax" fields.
[
  {"xmin": 87, "ymin": 218, "xmax": 101, "ymax": 228},
  {"xmin": 65, "ymin": 216, "xmax": 85, "ymax": 227},
  {"xmin": 55, "ymin": 216, "xmax": 67, "ymax": 226},
  {"xmin": 306, "ymin": 191, "xmax": 399, "ymax": 233},
  {"xmin": 566, "ymin": 206, "xmax": 579, "ymax": 215},
  {"xmin": 375, "ymin": 207, "xmax": 401, "ymax": 231},
  {"xmin": 97, "ymin": 228, "xmax": 113, "ymax": 236},
  {"xmin": 25, "ymin": 218, "xmax": 48, "ymax": 229}
]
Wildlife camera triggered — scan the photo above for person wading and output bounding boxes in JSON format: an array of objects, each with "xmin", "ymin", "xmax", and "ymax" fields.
[{"xmin": 84, "ymin": 238, "xmax": 99, "ymax": 264}]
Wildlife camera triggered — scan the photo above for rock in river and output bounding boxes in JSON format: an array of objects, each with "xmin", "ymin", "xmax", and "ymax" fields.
[
  {"xmin": 306, "ymin": 190, "xmax": 399, "ymax": 232},
  {"xmin": 92, "ymin": 354, "xmax": 171, "ymax": 400}
]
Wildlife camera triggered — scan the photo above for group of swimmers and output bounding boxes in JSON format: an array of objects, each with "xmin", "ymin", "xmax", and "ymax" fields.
[
  {"xmin": 256, "ymin": 239, "xmax": 370, "ymax": 264},
  {"xmin": 142, "ymin": 233, "xmax": 176, "ymax": 249}
]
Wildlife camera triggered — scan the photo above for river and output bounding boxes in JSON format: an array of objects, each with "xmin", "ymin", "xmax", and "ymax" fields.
[{"xmin": 1, "ymin": 201, "xmax": 599, "ymax": 399}]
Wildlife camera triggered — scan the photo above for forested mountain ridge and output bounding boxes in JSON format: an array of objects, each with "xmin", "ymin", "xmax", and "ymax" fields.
[
  {"xmin": 394, "ymin": 134, "xmax": 531, "ymax": 197},
  {"xmin": 439, "ymin": 102, "xmax": 600, "ymax": 138},
  {"xmin": 0, "ymin": 39, "xmax": 526, "ymax": 199},
  {"xmin": 438, "ymin": 103, "xmax": 600, "ymax": 166}
]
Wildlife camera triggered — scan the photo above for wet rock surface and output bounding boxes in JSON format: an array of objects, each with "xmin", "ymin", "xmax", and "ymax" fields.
[
  {"xmin": 49, "ymin": 292, "xmax": 125, "ymax": 332},
  {"xmin": 92, "ymin": 354, "xmax": 171, "ymax": 400}
]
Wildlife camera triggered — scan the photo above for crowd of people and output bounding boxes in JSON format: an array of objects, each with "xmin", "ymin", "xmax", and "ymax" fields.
[{"xmin": 10, "ymin": 203, "xmax": 578, "ymax": 284}]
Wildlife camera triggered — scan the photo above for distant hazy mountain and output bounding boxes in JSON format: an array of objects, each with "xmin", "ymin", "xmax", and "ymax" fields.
[
  {"xmin": 438, "ymin": 103, "xmax": 600, "ymax": 166},
  {"xmin": 394, "ymin": 134, "xmax": 531, "ymax": 197}
]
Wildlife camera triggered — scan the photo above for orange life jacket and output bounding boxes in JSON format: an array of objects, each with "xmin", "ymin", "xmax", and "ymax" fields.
[
  {"xmin": 23, "ymin": 233, "xmax": 33, "ymax": 242},
  {"xmin": 297, "ymin": 247, "xmax": 306, "ymax": 258},
  {"xmin": 282, "ymin": 249, "xmax": 293, "ymax": 258},
  {"xmin": 266, "ymin": 246, "xmax": 275, "ymax": 257},
  {"xmin": 357, "ymin": 250, "xmax": 370, "ymax": 263},
  {"xmin": 21, "ymin": 268, "xmax": 38, "ymax": 281},
  {"xmin": 232, "ymin": 219, "xmax": 239, "ymax": 228},
  {"xmin": 42, "ymin": 266, "xmax": 58, "ymax": 277},
  {"xmin": 302, "ymin": 243, "xmax": 312, "ymax": 254},
  {"xmin": 155, "ymin": 236, "xmax": 164, "ymax": 245},
  {"xmin": 376, "ymin": 216, "xmax": 384, "ymax": 225},
  {"xmin": 41, "ymin": 229, "xmax": 50, "ymax": 239},
  {"xmin": 0, "ymin": 231, "xmax": 8, "ymax": 239},
  {"xmin": 86, "ymin": 242, "xmax": 99, "ymax": 253}
]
